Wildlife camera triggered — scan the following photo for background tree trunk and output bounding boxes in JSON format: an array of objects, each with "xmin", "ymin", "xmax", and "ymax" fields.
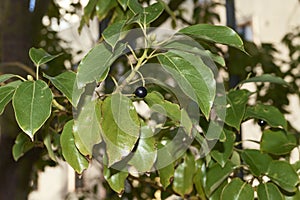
[{"xmin": 0, "ymin": 0, "xmax": 49, "ymax": 199}]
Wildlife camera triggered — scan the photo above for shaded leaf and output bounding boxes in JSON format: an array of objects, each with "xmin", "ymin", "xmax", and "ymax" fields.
[
  {"xmin": 179, "ymin": 24, "xmax": 245, "ymax": 51},
  {"xmin": 205, "ymin": 161, "xmax": 234, "ymax": 196},
  {"xmin": 261, "ymin": 129, "xmax": 297, "ymax": 155},
  {"xmin": 225, "ymin": 89, "xmax": 250, "ymax": 130},
  {"xmin": 73, "ymin": 99, "xmax": 102, "ymax": 157},
  {"xmin": 220, "ymin": 178, "xmax": 254, "ymax": 200},
  {"xmin": 44, "ymin": 71, "xmax": 76, "ymax": 106},
  {"xmin": 29, "ymin": 47, "xmax": 61, "ymax": 66},
  {"xmin": 128, "ymin": 124, "xmax": 157, "ymax": 172},
  {"xmin": 118, "ymin": 0, "xmax": 128, "ymax": 10},
  {"xmin": 0, "ymin": 74, "xmax": 19, "ymax": 83},
  {"xmin": 76, "ymin": 42, "xmax": 126, "ymax": 89},
  {"xmin": 60, "ymin": 120, "xmax": 89, "ymax": 173},
  {"xmin": 101, "ymin": 93, "xmax": 140, "ymax": 167},
  {"xmin": 12, "ymin": 80, "xmax": 53, "ymax": 140},
  {"xmin": 42, "ymin": 131, "xmax": 57, "ymax": 161},
  {"xmin": 240, "ymin": 74, "xmax": 288, "ymax": 86},
  {"xmin": 244, "ymin": 104, "xmax": 287, "ymax": 130},
  {"xmin": 173, "ymin": 153, "xmax": 195, "ymax": 197},
  {"xmin": 210, "ymin": 129, "xmax": 235, "ymax": 167},
  {"xmin": 241, "ymin": 149, "xmax": 272, "ymax": 176},
  {"xmin": 193, "ymin": 159, "xmax": 206, "ymax": 200},
  {"xmin": 267, "ymin": 161, "xmax": 299, "ymax": 193},
  {"xmin": 12, "ymin": 133, "xmax": 34, "ymax": 161},
  {"xmin": 257, "ymin": 182, "xmax": 284, "ymax": 200},
  {"xmin": 0, "ymin": 85, "xmax": 16, "ymax": 115},
  {"xmin": 102, "ymin": 20, "xmax": 127, "ymax": 49},
  {"xmin": 96, "ymin": 0, "xmax": 118, "ymax": 21},
  {"xmin": 103, "ymin": 165, "xmax": 128, "ymax": 194}
]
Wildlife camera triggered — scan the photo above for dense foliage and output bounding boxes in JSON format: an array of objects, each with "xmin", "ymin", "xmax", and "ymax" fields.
[{"xmin": 0, "ymin": 0, "xmax": 299, "ymax": 199}]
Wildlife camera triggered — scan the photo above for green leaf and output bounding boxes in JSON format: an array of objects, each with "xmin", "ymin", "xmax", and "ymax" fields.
[
  {"xmin": 12, "ymin": 80, "xmax": 53, "ymax": 140},
  {"xmin": 220, "ymin": 178, "xmax": 254, "ymax": 200},
  {"xmin": 210, "ymin": 181, "xmax": 227, "ymax": 200},
  {"xmin": 12, "ymin": 132, "xmax": 34, "ymax": 161},
  {"xmin": 205, "ymin": 161, "xmax": 234, "ymax": 196},
  {"xmin": 179, "ymin": 24, "xmax": 245, "ymax": 51},
  {"xmin": 73, "ymin": 99, "xmax": 102, "ymax": 157},
  {"xmin": 240, "ymin": 74, "xmax": 288, "ymax": 86},
  {"xmin": 225, "ymin": 90, "xmax": 250, "ymax": 130},
  {"xmin": 162, "ymin": 39, "xmax": 225, "ymax": 67},
  {"xmin": 285, "ymin": 190, "xmax": 300, "ymax": 199},
  {"xmin": 193, "ymin": 159, "xmax": 206, "ymax": 200},
  {"xmin": 44, "ymin": 71, "xmax": 76, "ymax": 106},
  {"xmin": 82, "ymin": 0, "xmax": 97, "ymax": 24},
  {"xmin": 257, "ymin": 182, "xmax": 284, "ymax": 200},
  {"xmin": 96, "ymin": 0, "xmax": 118, "ymax": 21},
  {"xmin": 102, "ymin": 20, "xmax": 127, "ymax": 49},
  {"xmin": 244, "ymin": 104, "xmax": 287, "ymax": 130},
  {"xmin": 128, "ymin": 124, "xmax": 157, "ymax": 172},
  {"xmin": 128, "ymin": 1, "xmax": 164, "ymax": 24},
  {"xmin": 0, "ymin": 74, "xmax": 19, "ymax": 83},
  {"xmin": 211, "ymin": 129, "xmax": 235, "ymax": 167},
  {"xmin": 60, "ymin": 120, "xmax": 89, "ymax": 174},
  {"xmin": 261, "ymin": 129, "xmax": 297, "ymax": 155},
  {"xmin": 118, "ymin": 0, "xmax": 128, "ymax": 10},
  {"xmin": 76, "ymin": 42, "xmax": 126, "ymax": 89},
  {"xmin": 101, "ymin": 93, "xmax": 140, "ymax": 167},
  {"xmin": 267, "ymin": 161, "xmax": 299, "ymax": 193},
  {"xmin": 103, "ymin": 165, "xmax": 128, "ymax": 194},
  {"xmin": 0, "ymin": 85, "xmax": 16, "ymax": 115},
  {"xmin": 42, "ymin": 131, "xmax": 57, "ymax": 161},
  {"xmin": 156, "ymin": 143, "xmax": 175, "ymax": 189},
  {"xmin": 172, "ymin": 153, "xmax": 195, "ymax": 197},
  {"xmin": 241, "ymin": 149, "xmax": 272, "ymax": 176},
  {"xmin": 29, "ymin": 47, "xmax": 61, "ymax": 67},
  {"xmin": 157, "ymin": 51, "xmax": 216, "ymax": 119}
]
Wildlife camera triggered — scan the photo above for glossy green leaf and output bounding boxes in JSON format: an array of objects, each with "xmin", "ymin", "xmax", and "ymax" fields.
[
  {"xmin": 162, "ymin": 40, "xmax": 225, "ymax": 67},
  {"xmin": 73, "ymin": 99, "xmax": 102, "ymax": 157},
  {"xmin": 158, "ymin": 51, "xmax": 215, "ymax": 119},
  {"xmin": 102, "ymin": 20, "xmax": 127, "ymax": 49},
  {"xmin": 267, "ymin": 161, "xmax": 299, "ymax": 193},
  {"xmin": 0, "ymin": 74, "xmax": 19, "ymax": 83},
  {"xmin": 205, "ymin": 161, "xmax": 234, "ymax": 196},
  {"xmin": 193, "ymin": 159, "xmax": 206, "ymax": 200},
  {"xmin": 179, "ymin": 24, "xmax": 245, "ymax": 51},
  {"xmin": 29, "ymin": 47, "xmax": 61, "ymax": 67},
  {"xmin": 220, "ymin": 178, "xmax": 254, "ymax": 200},
  {"xmin": 76, "ymin": 42, "xmax": 126, "ymax": 89},
  {"xmin": 144, "ymin": 91, "xmax": 181, "ymax": 122},
  {"xmin": 128, "ymin": 124, "xmax": 157, "ymax": 172},
  {"xmin": 211, "ymin": 129, "xmax": 235, "ymax": 167},
  {"xmin": 12, "ymin": 132, "xmax": 34, "ymax": 161},
  {"xmin": 230, "ymin": 150, "xmax": 241, "ymax": 166},
  {"xmin": 101, "ymin": 93, "xmax": 140, "ymax": 167},
  {"xmin": 225, "ymin": 89, "xmax": 250, "ymax": 130},
  {"xmin": 128, "ymin": 0, "xmax": 163, "ymax": 24},
  {"xmin": 96, "ymin": 0, "xmax": 118, "ymax": 21},
  {"xmin": 103, "ymin": 165, "xmax": 128, "ymax": 194},
  {"xmin": 241, "ymin": 149, "xmax": 272, "ymax": 176},
  {"xmin": 0, "ymin": 85, "xmax": 16, "ymax": 115},
  {"xmin": 257, "ymin": 182, "xmax": 284, "ymax": 200},
  {"xmin": 156, "ymin": 142, "xmax": 175, "ymax": 189},
  {"xmin": 118, "ymin": 0, "xmax": 128, "ymax": 10},
  {"xmin": 240, "ymin": 74, "xmax": 288, "ymax": 86},
  {"xmin": 12, "ymin": 80, "xmax": 53, "ymax": 140},
  {"xmin": 285, "ymin": 190, "xmax": 300, "ymax": 199},
  {"xmin": 244, "ymin": 104, "xmax": 287, "ymax": 130},
  {"xmin": 172, "ymin": 153, "xmax": 195, "ymax": 197},
  {"xmin": 44, "ymin": 71, "xmax": 76, "ymax": 106},
  {"xmin": 60, "ymin": 120, "xmax": 89, "ymax": 174},
  {"xmin": 209, "ymin": 181, "xmax": 227, "ymax": 200},
  {"xmin": 261, "ymin": 129, "xmax": 297, "ymax": 155}
]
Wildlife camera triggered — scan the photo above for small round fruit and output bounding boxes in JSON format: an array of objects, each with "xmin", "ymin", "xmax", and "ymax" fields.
[
  {"xmin": 258, "ymin": 119, "xmax": 267, "ymax": 127},
  {"xmin": 134, "ymin": 86, "xmax": 147, "ymax": 98}
]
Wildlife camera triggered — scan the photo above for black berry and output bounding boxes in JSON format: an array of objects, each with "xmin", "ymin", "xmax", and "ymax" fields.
[
  {"xmin": 258, "ymin": 119, "xmax": 267, "ymax": 127},
  {"xmin": 134, "ymin": 86, "xmax": 147, "ymax": 98}
]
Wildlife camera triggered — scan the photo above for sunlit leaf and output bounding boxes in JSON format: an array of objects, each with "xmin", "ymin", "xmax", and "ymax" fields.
[
  {"xmin": 220, "ymin": 178, "xmax": 254, "ymax": 200},
  {"xmin": 60, "ymin": 120, "xmax": 89, "ymax": 173},
  {"xmin": 12, "ymin": 80, "xmax": 53, "ymax": 140},
  {"xmin": 240, "ymin": 74, "xmax": 288, "ymax": 86},
  {"xmin": 29, "ymin": 47, "xmax": 61, "ymax": 66},
  {"xmin": 257, "ymin": 182, "xmax": 284, "ymax": 200},
  {"xmin": 102, "ymin": 20, "xmax": 127, "ymax": 49}
]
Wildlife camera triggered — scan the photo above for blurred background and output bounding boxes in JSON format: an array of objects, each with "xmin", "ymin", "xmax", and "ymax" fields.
[{"xmin": 0, "ymin": 0, "xmax": 300, "ymax": 199}]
